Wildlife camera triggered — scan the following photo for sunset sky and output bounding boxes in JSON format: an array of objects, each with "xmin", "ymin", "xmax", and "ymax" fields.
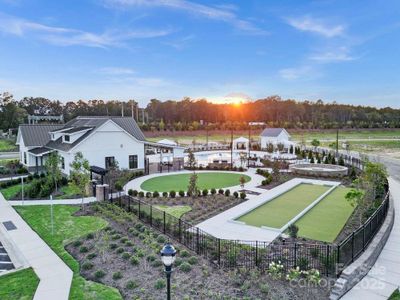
[{"xmin": 0, "ymin": 0, "xmax": 399, "ymax": 107}]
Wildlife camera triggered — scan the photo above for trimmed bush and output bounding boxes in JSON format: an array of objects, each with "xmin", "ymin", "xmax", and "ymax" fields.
[
  {"xmin": 128, "ymin": 189, "xmax": 134, "ymax": 196},
  {"xmin": 153, "ymin": 191, "xmax": 160, "ymax": 197},
  {"xmin": 86, "ymin": 253, "xmax": 97, "ymax": 260},
  {"xmin": 162, "ymin": 191, "xmax": 168, "ymax": 197},
  {"xmin": 126, "ymin": 280, "xmax": 138, "ymax": 290},
  {"xmin": 210, "ymin": 188, "xmax": 216, "ymax": 195},
  {"xmin": 138, "ymin": 191, "xmax": 144, "ymax": 197},
  {"xmin": 79, "ymin": 246, "xmax": 88, "ymax": 253},
  {"xmin": 240, "ymin": 192, "xmax": 246, "ymax": 199},
  {"xmin": 224, "ymin": 189, "xmax": 230, "ymax": 196},
  {"xmin": 111, "ymin": 234, "xmax": 121, "ymax": 240},
  {"xmin": 120, "ymin": 237, "xmax": 128, "ymax": 244},
  {"xmin": 94, "ymin": 270, "xmax": 106, "ymax": 279},
  {"xmin": 130, "ymin": 256, "xmax": 140, "ymax": 266},
  {"xmin": 72, "ymin": 240, "xmax": 82, "ymax": 247},
  {"xmin": 125, "ymin": 240, "xmax": 134, "ymax": 247},
  {"xmin": 188, "ymin": 256, "xmax": 198, "ymax": 265},
  {"xmin": 146, "ymin": 192, "xmax": 152, "ymax": 198},
  {"xmin": 82, "ymin": 261, "xmax": 94, "ymax": 270},
  {"xmin": 179, "ymin": 190, "xmax": 185, "ymax": 197},
  {"xmin": 155, "ymin": 279, "xmax": 166, "ymax": 289},
  {"xmin": 180, "ymin": 250, "xmax": 189, "ymax": 258},
  {"xmin": 180, "ymin": 262, "xmax": 192, "ymax": 273},
  {"xmin": 122, "ymin": 252, "xmax": 131, "ymax": 260},
  {"xmin": 112, "ymin": 271, "xmax": 123, "ymax": 280},
  {"xmin": 202, "ymin": 189, "xmax": 208, "ymax": 196},
  {"xmin": 218, "ymin": 188, "xmax": 224, "ymax": 194},
  {"xmin": 233, "ymin": 191, "xmax": 239, "ymax": 198},
  {"xmin": 116, "ymin": 247, "xmax": 124, "ymax": 254},
  {"xmin": 170, "ymin": 190, "xmax": 176, "ymax": 198}
]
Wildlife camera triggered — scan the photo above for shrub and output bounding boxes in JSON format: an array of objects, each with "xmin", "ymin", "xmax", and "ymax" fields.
[
  {"xmin": 138, "ymin": 191, "xmax": 144, "ymax": 197},
  {"xmin": 128, "ymin": 189, "xmax": 134, "ymax": 196},
  {"xmin": 224, "ymin": 189, "xmax": 230, "ymax": 196},
  {"xmin": 157, "ymin": 235, "xmax": 166, "ymax": 244},
  {"xmin": 188, "ymin": 256, "xmax": 198, "ymax": 265},
  {"xmin": 304, "ymin": 269, "xmax": 321, "ymax": 284},
  {"xmin": 288, "ymin": 224, "xmax": 299, "ymax": 238},
  {"xmin": 174, "ymin": 258, "xmax": 183, "ymax": 267},
  {"xmin": 286, "ymin": 267, "xmax": 301, "ymax": 281},
  {"xmin": 151, "ymin": 260, "xmax": 163, "ymax": 268},
  {"xmin": 155, "ymin": 279, "xmax": 166, "ymax": 289},
  {"xmin": 233, "ymin": 191, "xmax": 239, "ymax": 198},
  {"xmin": 86, "ymin": 253, "xmax": 97, "ymax": 260},
  {"xmin": 153, "ymin": 191, "xmax": 160, "ymax": 197},
  {"xmin": 130, "ymin": 256, "xmax": 140, "ymax": 266},
  {"xmin": 112, "ymin": 271, "xmax": 123, "ymax": 280},
  {"xmin": 125, "ymin": 240, "xmax": 134, "ymax": 247},
  {"xmin": 162, "ymin": 191, "xmax": 168, "ymax": 197},
  {"xmin": 82, "ymin": 261, "xmax": 94, "ymax": 270},
  {"xmin": 170, "ymin": 190, "xmax": 176, "ymax": 198},
  {"xmin": 120, "ymin": 237, "xmax": 128, "ymax": 244},
  {"xmin": 202, "ymin": 189, "xmax": 208, "ymax": 196},
  {"xmin": 125, "ymin": 280, "xmax": 138, "ymax": 290},
  {"xmin": 86, "ymin": 233, "xmax": 94, "ymax": 240},
  {"xmin": 72, "ymin": 240, "xmax": 82, "ymax": 247},
  {"xmin": 116, "ymin": 247, "xmax": 124, "ymax": 254},
  {"xmin": 267, "ymin": 261, "xmax": 284, "ymax": 280},
  {"xmin": 146, "ymin": 254, "xmax": 156, "ymax": 262},
  {"xmin": 111, "ymin": 234, "xmax": 121, "ymax": 240},
  {"xmin": 109, "ymin": 243, "xmax": 118, "ymax": 250},
  {"xmin": 79, "ymin": 246, "xmax": 88, "ymax": 253},
  {"xmin": 180, "ymin": 250, "xmax": 189, "ymax": 258},
  {"xmin": 146, "ymin": 192, "xmax": 152, "ymax": 198},
  {"xmin": 240, "ymin": 192, "xmax": 246, "ymax": 199},
  {"xmin": 180, "ymin": 262, "xmax": 192, "ymax": 273},
  {"xmin": 297, "ymin": 257, "xmax": 309, "ymax": 270},
  {"xmin": 179, "ymin": 190, "xmax": 185, "ymax": 197},
  {"xmin": 122, "ymin": 252, "xmax": 131, "ymax": 260},
  {"xmin": 94, "ymin": 270, "xmax": 106, "ymax": 279},
  {"xmin": 210, "ymin": 188, "xmax": 216, "ymax": 195},
  {"xmin": 218, "ymin": 188, "xmax": 224, "ymax": 194}
]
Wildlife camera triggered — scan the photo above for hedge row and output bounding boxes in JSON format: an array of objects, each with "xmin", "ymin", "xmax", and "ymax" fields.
[{"xmin": 128, "ymin": 188, "xmax": 246, "ymax": 200}]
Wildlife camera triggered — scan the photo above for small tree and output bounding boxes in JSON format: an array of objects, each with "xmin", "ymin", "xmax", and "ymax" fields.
[
  {"xmin": 187, "ymin": 172, "xmax": 198, "ymax": 198},
  {"xmin": 288, "ymin": 224, "xmax": 299, "ymax": 238},
  {"xmin": 272, "ymin": 160, "xmax": 281, "ymax": 182},
  {"xmin": 187, "ymin": 149, "xmax": 197, "ymax": 170},
  {"xmin": 311, "ymin": 139, "xmax": 320, "ymax": 149},
  {"xmin": 266, "ymin": 143, "xmax": 274, "ymax": 153},
  {"xmin": 239, "ymin": 175, "xmax": 246, "ymax": 189},
  {"xmin": 70, "ymin": 152, "xmax": 90, "ymax": 210},
  {"xmin": 345, "ymin": 180, "xmax": 366, "ymax": 226},
  {"xmin": 44, "ymin": 152, "xmax": 62, "ymax": 193}
]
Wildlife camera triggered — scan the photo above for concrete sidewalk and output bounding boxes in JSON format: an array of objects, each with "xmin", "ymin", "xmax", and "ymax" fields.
[
  {"xmin": 0, "ymin": 193, "xmax": 73, "ymax": 300},
  {"xmin": 341, "ymin": 177, "xmax": 400, "ymax": 299},
  {"xmin": 9, "ymin": 196, "xmax": 97, "ymax": 206}
]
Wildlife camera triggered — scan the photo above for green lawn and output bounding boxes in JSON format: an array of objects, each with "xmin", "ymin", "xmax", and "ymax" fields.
[
  {"xmin": 15, "ymin": 205, "xmax": 122, "ymax": 300},
  {"xmin": 0, "ymin": 268, "xmax": 39, "ymax": 300},
  {"xmin": 295, "ymin": 186, "xmax": 356, "ymax": 243},
  {"xmin": 237, "ymin": 184, "xmax": 331, "ymax": 229},
  {"xmin": 1, "ymin": 183, "xmax": 26, "ymax": 200},
  {"xmin": 0, "ymin": 139, "xmax": 17, "ymax": 152},
  {"xmin": 389, "ymin": 289, "xmax": 400, "ymax": 300},
  {"xmin": 56, "ymin": 184, "xmax": 81, "ymax": 199},
  {"xmin": 140, "ymin": 172, "xmax": 251, "ymax": 192},
  {"xmin": 154, "ymin": 205, "xmax": 192, "ymax": 218}
]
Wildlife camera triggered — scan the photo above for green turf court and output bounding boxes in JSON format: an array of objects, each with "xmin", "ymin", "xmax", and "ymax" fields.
[
  {"xmin": 236, "ymin": 183, "xmax": 331, "ymax": 229},
  {"xmin": 294, "ymin": 186, "xmax": 355, "ymax": 242},
  {"xmin": 140, "ymin": 172, "xmax": 251, "ymax": 192}
]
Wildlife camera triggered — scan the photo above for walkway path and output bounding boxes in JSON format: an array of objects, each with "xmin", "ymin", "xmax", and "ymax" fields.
[
  {"xmin": 0, "ymin": 193, "xmax": 73, "ymax": 300},
  {"xmin": 9, "ymin": 196, "xmax": 97, "ymax": 206}
]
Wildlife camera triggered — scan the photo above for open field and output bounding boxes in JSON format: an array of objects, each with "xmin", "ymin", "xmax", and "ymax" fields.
[
  {"xmin": 294, "ymin": 186, "xmax": 355, "ymax": 243},
  {"xmin": 0, "ymin": 268, "xmax": 39, "ymax": 300},
  {"xmin": 153, "ymin": 205, "xmax": 192, "ymax": 218},
  {"xmin": 0, "ymin": 140, "xmax": 17, "ymax": 152},
  {"xmin": 236, "ymin": 183, "xmax": 331, "ymax": 229},
  {"xmin": 140, "ymin": 172, "xmax": 251, "ymax": 192},
  {"xmin": 15, "ymin": 205, "xmax": 122, "ymax": 300}
]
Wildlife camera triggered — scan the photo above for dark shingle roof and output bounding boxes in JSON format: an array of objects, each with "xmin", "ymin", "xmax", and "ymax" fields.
[
  {"xmin": 46, "ymin": 116, "xmax": 146, "ymax": 151},
  {"xmin": 19, "ymin": 124, "xmax": 64, "ymax": 147},
  {"xmin": 260, "ymin": 128, "xmax": 289, "ymax": 137},
  {"xmin": 28, "ymin": 147, "xmax": 53, "ymax": 156}
]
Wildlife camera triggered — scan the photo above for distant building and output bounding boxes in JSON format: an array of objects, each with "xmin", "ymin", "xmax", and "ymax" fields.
[
  {"xmin": 260, "ymin": 128, "xmax": 295, "ymax": 153},
  {"xmin": 232, "ymin": 136, "xmax": 249, "ymax": 150},
  {"xmin": 17, "ymin": 116, "xmax": 184, "ymax": 175}
]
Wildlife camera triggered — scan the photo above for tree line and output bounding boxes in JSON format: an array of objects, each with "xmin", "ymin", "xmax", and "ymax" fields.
[{"xmin": 1, "ymin": 92, "xmax": 399, "ymax": 131}]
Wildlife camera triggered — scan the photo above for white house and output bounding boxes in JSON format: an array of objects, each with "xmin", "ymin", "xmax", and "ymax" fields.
[
  {"xmin": 260, "ymin": 128, "xmax": 295, "ymax": 153},
  {"xmin": 232, "ymin": 136, "xmax": 249, "ymax": 150},
  {"xmin": 17, "ymin": 116, "xmax": 184, "ymax": 175}
]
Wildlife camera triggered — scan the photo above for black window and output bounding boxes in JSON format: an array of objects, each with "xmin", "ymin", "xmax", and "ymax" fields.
[
  {"xmin": 105, "ymin": 156, "xmax": 115, "ymax": 169},
  {"xmin": 60, "ymin": 156, "xmax": 65, "ymax": 169},
  {"xmin": 129, "ymin": 155, "xmax": 138, "ymax": 169},
  {"xmin": 64, "ymin": 135, "xmax": 70, "ymax": 142},
  {"xmin": 23, "ymin": 152, "xmax": 27, "ymax": 164}
]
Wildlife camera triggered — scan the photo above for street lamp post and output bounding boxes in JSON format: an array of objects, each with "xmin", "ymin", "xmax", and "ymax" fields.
[{"xmin": 160, "ymin": 243, "xmax": 177, "ymax": 300}]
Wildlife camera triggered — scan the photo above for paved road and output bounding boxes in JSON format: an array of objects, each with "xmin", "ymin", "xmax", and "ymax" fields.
[
  {"xmin": 342, "ymin": 155, "xmax": 400, "ymax": 299},
  {"xmin": 0, "ymin": 152, "xmax": 19, "ymax": 160}
]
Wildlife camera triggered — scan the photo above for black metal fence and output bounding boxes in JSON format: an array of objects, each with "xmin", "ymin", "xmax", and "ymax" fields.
[{"xmin": 110, "ymin": 191, "xmax": 389, "ymax": 277}]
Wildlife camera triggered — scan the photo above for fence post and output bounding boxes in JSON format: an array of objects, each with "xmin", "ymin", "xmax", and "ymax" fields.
[
  {"xmin": 196, "ymin": 228, "xmax": 200, "ymax": 254},
  {"xmin": 150, "ymin": 205, "xmax": 153, "ymax": 227},
  {"xmin": 163, "ymin": 211, "xmax": 166, "ymax": 234},
  {"xmin": 337, "ymin": 245, "xmax": 340, "ymax": 276},
  {"xmin": 294, "ymin": 243, "xmax": 297, "ymax": 267},
  {"xmin": 362, "ymin": 224, "xmax": 366, "ymax": 251},
  {"xmin": 351, "ymin": 232, "xmax": 355, "ymax": 262},
  {"xmin": 255, "ymin": 241, "xmax": 258, "ymax": 267},
  {"xmin": 218, "ymin": 239, "xmax": 221, "ymax": 266},
  {"xmin": 138, "ymin": 200, "xmax": 141, "ymax": 220},
  {"xmin": 128, "ymin": 197, "xmax": 131, "ymax": 212},
  {"xmin": 326, "ymin": 245, "xmax": 330, "ymax": 276},
  {"xmin": 178, "ymin": 218, "xmax": 182, "ymax": 243}
]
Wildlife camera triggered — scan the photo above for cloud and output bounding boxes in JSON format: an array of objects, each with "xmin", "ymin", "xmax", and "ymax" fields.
[
  {"xmin": 103, "ymin": 0, "xmax": 268, "ymax": 35},
  {"xmin": 98, "ymin": 67, "xmax": 136, "ymax": 75},
  {"xmin": 310, "ymin": 47, "xmax": 356, "ymax": 62},
  {"xmin": 0, "ymin": 12, "xmax": 173, "ymax": 48},
  {"xmin": 279, "ymin": 66, "xmax": 314, "ymax": 80},
  {"xmin": 286, "ymin": 16, "xmax": 345, "ymax": 38}
]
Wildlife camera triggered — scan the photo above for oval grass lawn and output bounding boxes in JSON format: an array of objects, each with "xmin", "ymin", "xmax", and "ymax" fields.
[{"xmin": 140, "ymin": 172, "xmax": 251, "ymax": 192}]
